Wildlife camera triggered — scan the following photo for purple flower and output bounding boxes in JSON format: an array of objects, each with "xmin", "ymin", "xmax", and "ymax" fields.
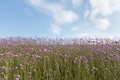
[
  {"xmin": 74, "ymin": 56, "xmax": 82, "ymax": 63},
  {"xmin": 82, "ymin": 56, "xmax": 88, "ymax": 64},
  {"xmin": 13, "ymin": 74, "xmax": 20, "ymax": 79},
  {"xmin": 26, "ymin": 53, "xmax": 30, "ymax": 56},
  {"xmin": 32, "ymin": 54, "xmax": 41, "ymax": 59},
  {"xmin": 16, "ymin": 78, "xmax": 19, "ymax": 80},
  {"xmin": 96, "ymin": 49, "xmax": 105, "ymax": 54},
  {"xmin": 43, "ymin": 48, "xmax": 47, "ymax": 52},
  {"xmin": 13, "ymin": 55, "xmax": 19, "ymax": 58},
  {"xmin": 28, "ymin": 48, "xmax": 34, "ymax": 51},
  {"xmin": 5, "ymin": 52, "xmax": 14, "ymax": 56},
  {"xmin": 39, "ymin": 49, "xmax": 42, "ymax": 52},
  {"xmin": 0, "ymin": 54, "xmax": 3, "ymax": 56},
  {"xmin": 0, "ymin": 66, "xmax": 7, "ymax": 71},
  {"xmin": 116, "ymin": 48, "xmax": 120, "ymax": 51}
]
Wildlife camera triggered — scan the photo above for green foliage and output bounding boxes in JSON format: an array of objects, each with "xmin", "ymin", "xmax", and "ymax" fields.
[{"xmin": 0, "ymin": 45, "xmax": 120, "ymax": 80}]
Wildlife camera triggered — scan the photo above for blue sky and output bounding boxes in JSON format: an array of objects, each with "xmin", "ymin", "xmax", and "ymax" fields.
[{"xmin": 0, "ymin": 0, "xmax": 120, "ymax": 38}]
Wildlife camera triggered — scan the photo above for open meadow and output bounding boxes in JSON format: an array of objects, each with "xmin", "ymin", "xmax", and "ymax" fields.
[{"xmin": 0, "ymin": 37, "xmax": 120, "ymax": 80}]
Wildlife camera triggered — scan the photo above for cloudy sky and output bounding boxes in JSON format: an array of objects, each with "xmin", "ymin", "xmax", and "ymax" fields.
[{"xmin": 0, "ymin": 0, "xmax": 120, "ymax": 38}]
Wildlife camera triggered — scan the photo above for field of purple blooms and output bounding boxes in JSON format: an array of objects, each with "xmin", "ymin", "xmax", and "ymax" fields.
[{"xmin": 0, "ymin": 37, "xmax": 120, "ymax": 80}]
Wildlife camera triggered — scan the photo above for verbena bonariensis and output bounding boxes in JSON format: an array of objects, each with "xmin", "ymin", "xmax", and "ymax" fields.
[{"xmin": 0, "ymin": 37, "xmax": 120, "ymax": 80}]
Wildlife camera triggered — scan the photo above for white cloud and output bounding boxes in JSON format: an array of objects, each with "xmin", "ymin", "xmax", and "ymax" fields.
[
  {"xmin": 90, "ymin": 0, "xmax": 120, "ymax": 16},
  {"xmin": 27, "ymin": 0, "xmax": 44, "ymax": 9},
  {"xmin": 51, "ymin": 24, "xmax": 61, "ymax": 34},
  {"xmin": 50, "ymin": 5, "xmax": 78, "ymax": 25},
  {"xmin": 72, "ymin": 0, "xmax": 82, "ymax": 6},
  {"xmin": 86, "ymin": 0, "xmax": 120, "ymax": 30},
  {"xmin": 95, "ymin": 18, "xmax": 110, "ymax": 30},
  {"xmin": 26, "ymin": 0, "xmax": 120, "ymax": 33},
  {"xmin": 78, "ymin": 33, "xmax": 89, "ymax": 37},
  {"xmin": 89, "ymin": 0, "xmax": 111, "ymax": 17},
  {"xmin": 59, "ymin": 0, "xmax": 69, "ymax": 4},
  {"xmin": 71, "ymin": 26, "xmax": 80, "ymax": 31},
  {"xmin": 27, "ymin": 0, "xmax": 78, "ymax": 33},
  {"xmin": 84, "ymin": 9, "xmax": 90, "ymax": 19}
]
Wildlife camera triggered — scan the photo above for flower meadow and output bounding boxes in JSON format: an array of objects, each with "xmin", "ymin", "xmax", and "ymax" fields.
[{"xmin": 0, "ymin": 37, "xmax": 120, "ymax": 80}]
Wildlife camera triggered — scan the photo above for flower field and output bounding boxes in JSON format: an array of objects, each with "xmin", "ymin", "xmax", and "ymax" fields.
[{"xmin": 0, "ymin": 37, "xmax": 120, "ymax": 80}]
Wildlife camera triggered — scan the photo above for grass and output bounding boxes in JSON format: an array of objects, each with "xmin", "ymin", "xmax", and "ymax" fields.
[{"xmin": 0, "ymin": 38, "xmax": 120, "ymax": 80}]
